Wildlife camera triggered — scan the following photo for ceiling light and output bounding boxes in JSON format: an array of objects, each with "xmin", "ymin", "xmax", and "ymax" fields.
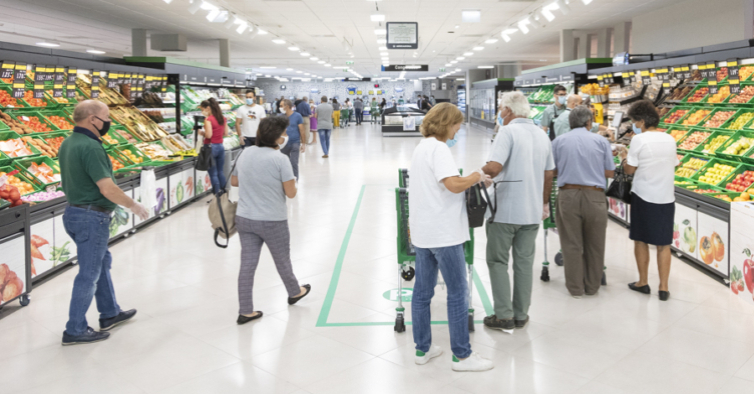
[
  {"xmin": 503, "ymin": 28, "xmax": 519, "ymax": 35},
  {"xmin": 324, "ymin": 63, "xmax": 332, "ymax": 67},
  {"xmin": 236, "ymin": 23, "xmax": 248, "ymax": 34},
  {"xmin": 286, "ymin": 68, "xmax": 293, "ymax": 71},
  {"xmin": 318, "ymin": 60, "xmax": 325, "ymax": 64},
  {"xmin": 445, "ymin": 63, "xmax": 452, "ymax": 67},
  {"xmin": 450, "ymin": 60, "xmax": 458, "ymax": 64},
  {"xmin": 256, "ymin": 73, "xmax": 262, "ymax": 76},
  {"xmin": 265, "ymin": 74, "xmax": 271, "ymax": 77},
  {"xmin": 206, "ymin": 9, "xmax": 229, "ymax": 23},
  {"xmin": 380, "ymin": 52, "xmax": 388, "ymax": 56},
  {"xmin": 485, "ymin": 39, "xmax": 498, "ymax": 44},
  {"xmin": 257, "ymin": 29, "xmax": 268, "ymax": 35},
  {"xmin": 300, "ymin": 52, "xmax": 310, "ymax": 56},
  {"xmin": 296, "ymin": 71, "xmax": 303, "ymax": 73},
  {"xmin": 272, "ymin": 39, "xmax": 285, "ymax": 44},
  {"xmin": 456, "ymin": 57, "xmax": 465, "ymax": 61},
  {"xmin": 541, "ymin": 6, "xmax": 556, "ymax": 22},
  {"xmin": 582, "ymin": 0, "xmax": 593, "ymax": 4},
  {"xmin": 187, "ymin": 0, "xmax": 203, "ymax": 14},
  {"xmin": 310, "ymin": 57, "xmax": 318, "ymax": 61},
  {"xmin": 463, "ymin": 52, "xmax": 473, "ymax": 56},
  {"xmin": 377, "ymin": 39, "xmax": 387, "ymax": 44},
  {"xmin": 375, "ymin": 29, "xmax": 387, "ymax": 35},
  {"xmin": 473, "ymin": 46, "xmax": 484, "ymax": 51},
  {"xmin": 248, "ymin": 26, "xmax": 258, "ymax": 39},
  {"xmin": 461, "ymin": 10, "xmax": 481, "ymax": 23},
  {"xmin": 455, "ymin": 68, "xmax": 462, "ymax": 71},
  {"xmin": 518, "ymin": 20, "xmax": 530, "ymax": 34},
  {"xmin": 379, "ymin": 46, "xmax": 387, "ymax": 51},
  {"xmin": 305, "ymin": 73, "xmax": 310, "ymax": 76},
  {"xmin": 501, "ymin": 33, "xmax": 511, "ymax": 43},
  {"xmin": 288, "ymin": 46, "xmax": 299, "ymax": 51},
  {"xmin": 36, "ymin": 42, "xmax": 60, "ymax": 47},
  {"xmin": 454, "ymin": 25, "xmax": 460, "ymax": 29},
  {"xmin": 478, "ymin": 66, "xmax": 493, "ymax": 69},
  {"xmin": 260, "ymin": 67, "xmax": 276, "ymax": 69},
  {"xmin": 224, "ymin": 15, "xmax": 236, "ymax": 29},
  {"xmin": 87, "ymin": 49, "xmax": 105, "ymax": 54},
  {"xmin": 555, "ymin": 0, "xmax": 571, "ymax": 15},
  {"xmin": 371, "ymin": 13, "xmax": 385, "ymax": 22}
]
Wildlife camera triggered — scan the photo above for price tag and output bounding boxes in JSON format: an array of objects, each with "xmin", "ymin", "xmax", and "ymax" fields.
[
  {"xmin": 91, "ymin": 70, "xmax": 101, "ymax": 99},
  {"xmin": 0, "ymin": 61, "xmax": 14, "ymax": 79},
  {"xmin": 107, "ymin": 71, "xmax": 118, "ymax": 88},
  {"xmin": 33, "ymin": 64, "xmax": 45, "ymax": 99},
  {"xmin": 728, "ymin": 60, "xmax": 740, "ymax": 94},
  {"xmin": 45, "ymin": 65, "xmax": 55, "ymax": 82},
  {"xmin": 597, "ymin": 75, "xmax": 604, "ymax": 87},
  {"xmin": 125, "ymin": 73, "xmax": 132, "ymax": 85},
  {"xmin": 67, "ymin": 68, "xmax": 77, "ymax": 99},
  {"xmin": 12, "ymin": 63, "xmax": 26, "ymax": 98},
  {"xmin": 53, "ymin": 67, "xmax": 65, "ymax": 98},
  {"xmin": 161, "ymin": 76, "xmax": 167, "ymax": 92},
  {"xmin": 640, "ymin": 70, "xmax": 651, "ymax": 85}
]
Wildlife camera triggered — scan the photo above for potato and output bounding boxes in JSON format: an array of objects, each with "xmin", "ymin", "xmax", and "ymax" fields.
[{"xmin": 2, "ymin": 277, "xmax": 23, "ymax": 301}]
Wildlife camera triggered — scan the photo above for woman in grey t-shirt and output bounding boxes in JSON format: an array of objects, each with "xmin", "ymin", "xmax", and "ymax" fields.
[{"xmin": 230, "ymin": 116, "xmax": 311, "ymax": 324}]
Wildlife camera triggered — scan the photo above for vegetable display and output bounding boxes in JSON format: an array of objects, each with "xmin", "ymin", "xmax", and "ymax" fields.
[{"xmin": 0, "ymin": 263, "xmax": 23, "ymax": 303}]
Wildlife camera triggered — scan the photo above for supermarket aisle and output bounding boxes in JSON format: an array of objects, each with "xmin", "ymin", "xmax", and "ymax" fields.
[{"xmin": 1, "ymin": 122, "xmax": 754, "ymax": 394}]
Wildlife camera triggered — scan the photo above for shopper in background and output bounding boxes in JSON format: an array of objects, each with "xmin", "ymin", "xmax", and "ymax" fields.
[
  {"xmin": 332, "ymin": 98, "xmax": 341, "ymax": 128},
  {"xmin": 551, "ymin": 106, "xmax": 615, "ymax": 298},
  {"xmin": 281, "ymin": 99, "xmax": 306, "ymax": 180},
  {"xmin": 552, "ymin": 94, "xmax": 583, "ymax": 138},
  {"xmin": 295, "ymin": 96, "xmax": 311, "ymax": 146},
  {"xmin": 342, "ymin": 98, "xmax": 352, "ymax": 127},
  {"xmin": 409, "ymin": 102, "xmax": 493, "ymax": 372},
  {"xmin": 620, "ymin": 100, "xmax": 678, "ymax": 301},
  {"xmin": 353, "ymin": 97, "xmax": 364, "ymax": 125},
  {"xmin": 200, "ymin": 98, "xmax": 230, "ymax": 194},
  {"xmin": 370, "ymin": 97, "xmax": 379, "ymax": 120},
  {"xmin": 231, "ymin": 116, "xmax": 311, "ymax": 325},
  {"xmin": 482, "ymin": 92, "xmax": 554, "ymax": 330},
  {"xmin": 540, "ymin": 85, "xmax": 568, "ymax": 139},
  {"xmin": 236, "ymin": 90, "xmax": 266, "ymax": 148},
  {"xmin": 316, "ymin": 95, "xmax": 334, "ymax": 158},
  {"xmin": 429, "ymin": 95, "xmax": 436, "ymax": 106},
  {"xmin": 380, "ymin": 98, "xmax": 387, "ymax": 112},
  {"xmin": 309, "ymin": 99, "xmax": 318, "ymax": 145},
  {"xmin": 59, "ymin": 100, "xmax": 150, "ymax": 345}
]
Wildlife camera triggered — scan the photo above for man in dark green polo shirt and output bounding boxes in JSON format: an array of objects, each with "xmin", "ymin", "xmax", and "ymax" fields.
[{"xmin": 59, "ymin": 100, "xmax": 149, "ymax": 345}]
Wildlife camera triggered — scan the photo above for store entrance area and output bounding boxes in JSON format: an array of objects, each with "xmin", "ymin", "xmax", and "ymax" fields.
[{"xmin": 0, "ymin": 123, "xmax": 751, "ymax": 394}]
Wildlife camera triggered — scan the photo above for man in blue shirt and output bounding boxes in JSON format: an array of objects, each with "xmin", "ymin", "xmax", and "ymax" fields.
[
  {"xmin": 281, "ymin": 99, "xmax": 306, "ymax": 180},
  {"xmin": 295, "ymin": 96, "xmax": 312, "ymax": 145},
  {"xmin": 552, "ymin": 106, "xmax": 615, "ymax": 298}
]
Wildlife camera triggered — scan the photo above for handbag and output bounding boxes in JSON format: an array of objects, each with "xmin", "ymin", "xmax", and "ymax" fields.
[
  {"xmin": 466, "ymin": 184, "xmax": 489, "ymax": 228},
  {"xmin": 606, "ymin": 165, "xmax": 633, "ymax": 204},
  {"xmin": 194, "ymin": 143, "xmax": 212, "ymax": 171},
  {"xmin": 207, "ymin": 154, "xmax": 240, "ymax": 248}
]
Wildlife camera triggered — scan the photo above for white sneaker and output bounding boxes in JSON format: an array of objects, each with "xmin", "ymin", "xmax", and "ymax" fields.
[
  {"xmin": 451, "ymin": 352, "xmax": 494, "ymax": 372},
  {"xmin": 415, "ymin": 345, "xmax": 443, "ymax": 365}
]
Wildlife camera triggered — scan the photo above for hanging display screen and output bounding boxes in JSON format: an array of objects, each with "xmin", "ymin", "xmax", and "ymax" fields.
[{"xmin": 386, "ymin": 22, "xmax": 418, "ymax": 50}]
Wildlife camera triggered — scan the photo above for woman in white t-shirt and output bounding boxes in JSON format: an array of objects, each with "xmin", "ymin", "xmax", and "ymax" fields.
[
  {"xmin": 621, "ymin": 100, "xmax": 678, "ymax": 301},
  {"xmin": 407, "ymin": 103, "xmax": 493, "ymax": 372}
]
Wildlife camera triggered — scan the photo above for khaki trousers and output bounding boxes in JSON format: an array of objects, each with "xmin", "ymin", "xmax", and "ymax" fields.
[
  {"xmin": 302, "ymin": 116, "xmax": 311, "ymax": 143},
  {"xmin": 555, "ymin": 188, "xmax": 608, "ymax": 296}
]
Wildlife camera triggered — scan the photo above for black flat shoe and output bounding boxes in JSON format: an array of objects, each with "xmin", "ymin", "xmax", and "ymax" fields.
[
  {"xmin": 99, "ymin": 309, "xmax": 137, "ymax": 331},
  {"xmin": 288, "ymin": 284, "xmax": 311, "ymax": 305},
  {"xmin": 659, "ymin": 291, "xmax": 670, "ymax": 301},
  {"xmin": 237, "ymin": 312, "xmax": 263, "ymax": 325},
  {"xmin": 628, "ymin": 282, "xmax": 651, "ymax": 295}
]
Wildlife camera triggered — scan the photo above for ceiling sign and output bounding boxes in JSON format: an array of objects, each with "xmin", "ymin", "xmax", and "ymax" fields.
[
  {"xmin": 386, "ymin": 22, "xmax": 418, "ymax": 50},
  {"xmin": 382, "ymin": 65, "xmax": 428, "ymax": 72}
]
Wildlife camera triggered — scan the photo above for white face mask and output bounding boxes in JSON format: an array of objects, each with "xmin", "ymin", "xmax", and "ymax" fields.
[
  {"xmin": 279, "ymin": 107, "xmax": 285, "ymax": 113},
  {"xmin": 279, "ymin": 136, "xmax": 289, "ymax": 149}
]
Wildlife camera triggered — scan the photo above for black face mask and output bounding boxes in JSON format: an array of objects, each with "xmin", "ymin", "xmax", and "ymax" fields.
[{"xmin": 94, "ymin": 116, "xmax": 111, "ymax": 136}]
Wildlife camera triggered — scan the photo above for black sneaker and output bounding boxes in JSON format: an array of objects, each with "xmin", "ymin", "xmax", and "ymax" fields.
[
  {"xmin": 515, "ymin": 316, "xmax": 529, "ymax": 329},
  {"xmin": 288, "ymin": 285, "xmax": 311, "ymax": 305},
  {"xmin": 62, "ymin": 327, "xmax": 110, "ymax": 346},
  {"xmin": 483, "ymin": 315, "xmax": 515, "ymax": 330},
  {"xmin": 99, "ymin": 309, "xmax": 137, "ymax": 331}
]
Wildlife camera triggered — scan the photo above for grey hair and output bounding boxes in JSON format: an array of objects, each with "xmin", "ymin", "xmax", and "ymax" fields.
[
  {"xmin": 282, "ymin": 99, "xmax": 293, "ymax": 109},
  {"xmin": 569, "ymin": 105, "xmax": 593, "ymax": 129},
  {"xmin": 498, "ymin": 91, "xmax": 531, "ymax": 118},
  {"xmin": 73, "ymin": 100, "xmax": 107, "ymax": 123}
]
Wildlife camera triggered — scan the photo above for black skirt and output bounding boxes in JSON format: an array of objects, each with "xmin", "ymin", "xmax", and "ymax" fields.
[{"xmin": 629, "ymin": 192, "xmax": 675, "ymax": 246}]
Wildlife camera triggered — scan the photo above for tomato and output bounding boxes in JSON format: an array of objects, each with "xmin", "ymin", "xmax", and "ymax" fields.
[{"xmin": 732, "ymin": 282, "xmax": 740, "ymax": 294}]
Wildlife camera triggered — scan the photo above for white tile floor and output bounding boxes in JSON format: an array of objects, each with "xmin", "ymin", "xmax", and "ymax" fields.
[{"xmin": 1, "ymin": 122, "xmax": 753, "ymax": 394}]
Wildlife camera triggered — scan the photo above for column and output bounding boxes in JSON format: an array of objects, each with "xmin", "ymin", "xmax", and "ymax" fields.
[
  {"xmin": 132, "ymin": 29, "xmax": 147, "ymax": 57},
  {"xmin": 613, "ymin": 22, "xmax": 631, "ymax": 54},
  {"xmin": 576, "ymin": 33, "xmax": 590, "ymax": 59},
  {"xmin": 560, "ymin": 29, "xmax": 576, "ymax": 62},
  {"xmin": 219, "ymin": 39, "xmax": 231, "ymax": 68},
  {"xmin": 596, "ymin": 28, "xmax": 611, "ymax": 58}
]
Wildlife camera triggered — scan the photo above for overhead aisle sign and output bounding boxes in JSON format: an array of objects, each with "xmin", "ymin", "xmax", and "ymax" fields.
[{"xmin": 386, "ymin": 22, "xmax": 418, "ymax": 50}]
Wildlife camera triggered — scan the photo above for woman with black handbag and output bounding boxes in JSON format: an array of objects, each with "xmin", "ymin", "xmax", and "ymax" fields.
[
  {"xmin": 620, "ymin": 100, "xmax": 678, "ymax": 301},
  {"xmin": 200, "ymin": 98, "xmax": 230, "ymax": 195}
]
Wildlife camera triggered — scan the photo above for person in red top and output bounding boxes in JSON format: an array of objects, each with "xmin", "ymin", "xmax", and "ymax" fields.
[{"xmin": 200, "ymin": 98, "xmax": 230, "ymax": 194}]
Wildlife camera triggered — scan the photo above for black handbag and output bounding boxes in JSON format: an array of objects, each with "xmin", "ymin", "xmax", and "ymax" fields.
[
  {"xmin": 194, "ymin": 143, "xmax": 212, "ymax": 171},
  {"xmin": 466, "ymin": 184, "xmax": 488, "ymax": 228},
  {"xmin": 606, "ymin": 165, "xmax": 633, "ymax": 204}
]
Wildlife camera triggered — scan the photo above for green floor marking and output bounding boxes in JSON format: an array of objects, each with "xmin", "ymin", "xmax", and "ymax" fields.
[{"xmin": 316, "ymin": 185, "xmax": 494, "ymax": 328}]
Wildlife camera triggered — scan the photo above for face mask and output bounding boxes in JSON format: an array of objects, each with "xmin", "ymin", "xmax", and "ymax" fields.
[
  {"xmin": 246, "ymin": 98, "xmax": 255, "ymax": 105},
  {"xmin": 94, "ymin": 116, "xmax": 111, "ymax": 136},
  {"xmin": 632, "ymin": 123, "xmax": 642, "ymax": 134},
  {"xmin": 446, "ymin": 135, "xmax": 458, "ymax": 148},
  {"xmin": 497, "ymin": 114, "xmax": 504, "ymax": 126},
  {"xmin": 279, "ymin": 136, "xmax": 289, "ymax": 149},
  {"xmin": 279, "ymin": 107, "xmax": 285, "ymax": 113},
  {"xmin": 557, "ymin": 96, "xmax": 567, "ymax": 105}
]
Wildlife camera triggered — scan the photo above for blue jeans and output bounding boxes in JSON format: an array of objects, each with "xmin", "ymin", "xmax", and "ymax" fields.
[
  {"xmin": 412, "ymin": 244, "xmax": 472, "ymax": 359},
  {"xmin": 63, "ymin": 206, "xmax": 121, "ymax": 335},
  {"xmin": 318, "ymin": 129, "xmax": 331, "ymax": 155},
  {"xmin": 208, "ymin": 143, "xmax": 226, "ymax": 194},
  {"xmin": 280, "ymin": 140, "xmax": 301, "ymax": 180}
]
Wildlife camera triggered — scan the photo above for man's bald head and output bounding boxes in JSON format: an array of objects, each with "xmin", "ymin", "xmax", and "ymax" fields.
[
  {"xmin": 73, "ymin": 100, "xmax": 108, "ymax": 124},
  {"xmin": 566, "ymin": 94, "xmax": 582, "ymax": 109}
]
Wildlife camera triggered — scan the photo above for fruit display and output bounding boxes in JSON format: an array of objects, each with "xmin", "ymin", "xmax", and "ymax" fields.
[
  {"xmin": 686, "ymin": 87, "xmax": 708, "ymax": 103},
  {"xmin": 102, "ymin": 134, "xmax": 121, "ymax": 145},
  {"xmin": 161, "ymin": 134, "xmax": 192, "ymax": 153},
  {"xmin": 0, "ymin": 183, "xmax": 22, "ymax": 207},
  {"xmin": 717, "ymin": 67, "xmax": 728, "ymax": 82},
  {"xmin": 136, "ymin": 142, "xmax": 171, "ymax": 161},
  {"xmin": 0, "ymin": 112, "xmax": 34, "ymax": 134},
  {"xmin": 668, "ymin": 86, "xmax": 692, "ymax": 101},
  {"xmin": 670, "ymin": 128, "xmax": 688, "ymax": 142},
  {"xmin": 698, "ymin": 163, "xmax": 736, "ymax": 185},
  {"xmin": 17, "ymin": 116, "xmax": 52, "ymax": 133},
  {"xmin": 109, "ymin": 106, "xmax": 168, "ymax": 141},
  {"xmin": 723, "ymin": 137, "xmax": 754, "ymax": 155},
  {"xmin": 115, "ymin": 129, "xmax": 138, "ymax": 144},
  {"xmin": 664, "ymin": 109, "xmax": 688, "ymax": 124},
  {"xmin": 108, "ymin": 154, "xmax": 124, "ymax": 171},
  {"xmin": 75, "ymin": 74, "xmax": 129, "ymax": 106},
  {"xmin": 675, "ymin": 157, "xmax": 708, "ymax": 177},
  {"xmin": 23, "ymin": 91, "xmax": 46, "ymax": 107},
  {"xmin": 658, "ymin": 107, "xmax": 671, "ymax": 117},
  {"xmin": 729, "ymin": 112, "xmax": 754, "ymax": 129},
  {"xmin": 23, "ymin": 162, "xmax": 60, "ymax": 184},
  {"xmin": 693, "ymin": 188, "xmax": 719, "ymax": 194},
  {"xmin": 0, "ymin": 171, "xmax": 35, "ymax": 195},
  {"xmin": 43, "ymin": 136, "xmax": 64, "ymax": 157},
  {"xmin": 580, "ymin": 83, "xmax": 610, "ymax": 96},
  {"xmin": 725, "ymin": 171, "xmax": 754, "ymax": 192},
  {"xmin": 703, "ymin": 110, "xmax": 735, "ymax": 128},
  {"xmin": 740, "ymin": 66, "xmax": 754, "ymax": 81},
  {"xmin": 0, "ymin": 90, "xmax": 21, "ymax": 107},
  {"xmin": 119, "ymin": 148, "xmax": 145, "ymax": 165},
  {"xmin": 21, "ymin": 136, "xmax": 55, "ymax": 158},
  {"xmin": 682, "ymin": 109, "xmax": 712, "ymax": 126},
  {"xmin": 47, "ymin": 115, "xmax": 73, "ymax": 130},
  {"xmin": 706, "ymin": 86, "xmax": 730, "ymax": 103},
  {"xmin": 728, "ymin": 86, "xmax": 754, "ymax": 103},
  {"xmin": 701, "ymin": 135, "xmax": 730, "ymax": 154},
  {"xmin": 45, "ymin": 90, "xmax": 71, "ymax": 105},
  {"xmin": 0, "ymin": 263, "xmax": 24, "ymax": 302},
  {"xmin": 0, "ymin": 138, "xmax": 33, "ymax": 157},
  {"xmin": 678, "ymin": 131, "xmax": 711, "ymax": 150}
]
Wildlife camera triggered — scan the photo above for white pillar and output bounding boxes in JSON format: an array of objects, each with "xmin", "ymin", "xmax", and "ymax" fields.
[
  {"xmin": 132, "ymin": 29, "xmax": 148, "ymax": 57},
  {"xmin": 576, "ymin": 33, "xmax": 590, "ymax": 59},
  {"xmin": 596, "ymin": 28, "xmax": 610, "ymax": 58},
  {"xmin": 560, "ymin": 29, "xmax": 576, "ymax": 62},
  {"xmin": 219, "ymin": 39, "xmax": 231, "ymax": 68},
  {"xmin": 613, "ymin": 22, "xmax": 632, "ymax": 54}
]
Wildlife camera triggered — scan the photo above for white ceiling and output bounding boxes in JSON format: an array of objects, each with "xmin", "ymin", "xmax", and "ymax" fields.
[{"xmin": 0, "ymin": 0, "xmax": 685, "ymax": 80}]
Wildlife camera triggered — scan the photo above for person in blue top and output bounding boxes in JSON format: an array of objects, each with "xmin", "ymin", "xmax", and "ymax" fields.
[
  {"xmin": 295, "ymin": 96, "xmax": 312, "ymax": 145},
  {"xmin": 281, "ymin": 99, "xmax": 306, "ymax": 180}
]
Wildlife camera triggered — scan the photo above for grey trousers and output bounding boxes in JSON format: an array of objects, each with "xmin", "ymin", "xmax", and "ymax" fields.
[
  {"xmin": 237, "ymin": 216, "xmax": 300, "ymax": 315},
  {"xmin": 555, "ymin": 188, "xmax": 608, "ymax": 296},
  {"xmin": 281, "ymin": 141, "xmax": 301, "ymax": 180}
]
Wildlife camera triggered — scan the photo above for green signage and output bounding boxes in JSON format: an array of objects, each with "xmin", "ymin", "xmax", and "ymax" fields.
[
  {"xmin": 346, "ymin": 61, "xmax": 354, "ymax": 65},
  {"xmin": 439, "ymin": 68, "xmax": 446, "ymax": 72},
  {"xmin": 383, "ymin": 288, "xmax": 413, "ymax": 302}
]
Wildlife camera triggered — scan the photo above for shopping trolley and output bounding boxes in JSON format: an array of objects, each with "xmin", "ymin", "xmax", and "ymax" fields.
[{"xmin": 394, "ymin": 169, "xmax": 478, "ymax": 333}]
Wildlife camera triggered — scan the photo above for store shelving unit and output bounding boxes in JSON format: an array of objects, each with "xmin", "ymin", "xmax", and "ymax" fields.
[{"xmin": 469, "ymin": 78, "xmax": 514, "ymax": 130}]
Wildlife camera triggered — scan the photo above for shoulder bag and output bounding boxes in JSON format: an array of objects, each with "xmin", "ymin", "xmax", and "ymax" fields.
[
  {"xmin": 208, "ymin": 154, "xmax": 240, "ymax": 248},
  {"xmin": 195, "ymin": 143, "xmax": 212, "ymax": 171},
  {"xmin": 466, "ymin": 184, "xmax": 489, "ymax": 228},
  {"xmin": 606, "ymin": 164, "xmax": 633, "ymax": 204}
]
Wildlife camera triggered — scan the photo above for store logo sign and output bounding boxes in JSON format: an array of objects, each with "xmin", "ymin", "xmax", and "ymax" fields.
[{"xmin": 383, "ymin": 288, "xmax": 413, "ymax": 302}]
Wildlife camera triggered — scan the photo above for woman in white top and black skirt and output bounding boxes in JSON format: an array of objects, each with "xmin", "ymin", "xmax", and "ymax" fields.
[{"xmin": 620, "ymin": 100, "xmax": 679, "ymax": 301}]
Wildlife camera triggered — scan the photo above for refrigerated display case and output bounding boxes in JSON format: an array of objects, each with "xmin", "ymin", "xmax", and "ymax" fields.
[
  {"xmin": 381, "ymin": 106, "xmax": 426, "ymax": 137},
  {"xmin": 469, "ymin": 79, "xmax": 514, "ymax": 130}
]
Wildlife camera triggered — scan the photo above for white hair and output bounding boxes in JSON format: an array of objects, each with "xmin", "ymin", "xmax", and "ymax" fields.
[{"xmin": 499, "ymin": 91, "xmax": 531, "ymax": 118}]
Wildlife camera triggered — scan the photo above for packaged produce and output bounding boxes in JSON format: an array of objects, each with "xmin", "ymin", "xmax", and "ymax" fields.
[
  {"xmin": 0, "ymin": 182, "xmax": 23, "ymax": 207},
  {"xmin": 706, "ymin": 86, "xmax": 730, "ymax": 103},
  {"xmin": 17, "ymin": 116, "xmax": 52, "ymax": 133},
  {"xmin": 687, "ymin": 87, "xmax": 708, "ymax": 103},
  {"xmin": 728, "ymin": 86, "xmax": 754, "ymax": 104},
  {"xmin": 703, "ymin": 110, "xmax": 735, "ymax": 128},
  {"xmin": 0, "ymin": 138, "xmax": 33, "ymax": 157},
  {"xmin": 724, "ymin": 137, "xmax": 754, "ymax": 155},
  {"xmin": 136, "ymin": 142, "xmax": 171, "ymax": 160},
  {"xmin": 698, "ymin": 163, "xmax": 736, "ymax": 185},
  {"xmin": 670, "ymin": 128, "xmax": 688, "ymax": 142},
  {"xmin": 23, "ymin": 91, "xmax": 46, "ymax": 107},
  {"xmin": 725, "ymin": 170, "xmax": 754, "ymax": 192},
  {"xmin": 665, "ymin": 109, "xmax": 688, "ymax": 124},
  {"xmin": 717, "ymin": 68, "xmax": 728, "ymax": 82},
  {"xmin": 675, "ymin": 157, "xmax": 708, "ymax": 178},
  {"xmin": 47, "ymin": 116, "xmax": 73, "ymax": 130},
  {"xmin": 0, "ymin": 90, "xmax": 21, "ymax": 107},
  {"xmin": 678, "ymin": 131, "xmax": 711, "ymax": 150},
  {"xmin": 24, "ymin": 162, "xmax": 60, "ymax": 184},
  {"xmin": 0, "ymin": 112, "xmax": 34, "ymax": 134},
  {"xmin": 682, "ymin": 109, "xmax": 712, "ymax": 126},
  {"xmin": 729, "ymin": 113, "xmax": 754, "ymax": 129},
  {"xmin": 702, "ymin": 135, "xmax": 730, "ymax": 154},
  {"xmin": 0, "ymin": 171, "xmax": 35, "ymax": 195},
  {"xmin": 21, "ymin": 137, "xmax": 54, "ymax": 158}
]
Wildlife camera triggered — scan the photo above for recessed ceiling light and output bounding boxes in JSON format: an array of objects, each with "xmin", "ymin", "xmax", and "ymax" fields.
[
  {"xmin": 288, "ymin": 46, "xmax": 299, "ymax": 51},
  {"xmin": 265, "ymin": 74, "xmax": 271, "ymax": 77},
  {"xmin": 378, "ymin": 46, "xmax": 387, "ymax": 51},
  {"xmin": 463, "ymin": 52, "xmax": 473, "ymax": 56},
  {"xmin": 377, "ymin": 39, "xmax": 387, "ymax": 44},
  {"xmin": 324, "ymin": 63, "xmax": 331, "ymax": 67},
  {"xmin": 503, "ymin": 28, "xmax": 518, "ymax": 35},
  {"xmin": 454, "ymin": 25, "xmax": 460, "ymax": 29},
  {"xmin": 456, "ymin": 57, "xmax": 465, "ymax": 61},
  {"xmin": 478, "ymin": 66, "xmax": 493, "ymax": 69},
  {"xmin": 300, "ymin": 52, "xmax": 310, "ymax": 56},
  {"xmin": 257, "ymin": 29, "xmax": 268, "ymax": 35},
  {"xmin": 305, "ymin": 73, "xmax": 310, "ymax": 76},
  {"xmin": 375, "ymin": 29, "xmax": 386, "ymax": 35},
  {"xmin": 485, "ymin": 39, "xmax": 498, "ymax": 44},
  {"xmin": 455, "ymin": 68, "xmax": 462, "ymax": 71},
  {"xmin": 87, "ymin": 49, "xmax": 106, "ymax": 54},
  {"xmin": 380, "ymin": 52, "xmax": 389, "ymax": 56},
  {"xmin": 260, "ymin": 66, "xmax": 276, "ymax": 69},
  {"xmin": 272, "ymin": 39, "xmax": 285, "ymax": 44},
  {"xmin": 256, "ymin": 73, "xmax": 263, "ymax": 76},
  {"xmin": 318, "ymin": 60, "xmax": 325, "ymax": 64},
  {"xmin": 461, "ymin": 10, "xmax": 481, "ymax": 23},
  {"xmin": 473, "ymin": 47, "xmax": 484, "ymax": 51},
  {"xmin": 286, "ymin": 68, "xmax": 293, "ymax": 71},
  {"xmin": 501, "ymin": 33, "xmax": 511, "ymax": 43},
  {"xmin": 371, "ymin": 13, "xmax": 385, "ymax": 22},
  {"xmin": 36, "ymin": 42, "xmax": 59, "ymax": 47},
  {"xmin": 450, "ymin": 60, "xmax": 458, "ymax": 64},
  {"xmin": 296, "ymin": 71, "xmax": 303, "ymax": 73},
  {"xmin": 445, "ymin": 63, "xmax": 452, "ymax": 67},
  {"xmin": 311, "ymin": 57, "xmax": 319, "ymax": 61}
]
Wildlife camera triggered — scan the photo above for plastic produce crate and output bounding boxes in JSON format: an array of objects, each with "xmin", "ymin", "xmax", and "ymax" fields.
[
  {"xmin": 44, "ymin": 90, "xmax": 78, "ymax": 107},
  {"xmin": 0, "ymin": 130, "xmax": 42, "ymax": 159},
  {"xmin": 700, "ymin": 107, "xmax": 740, "ymax": 129},
  {"xmin": 100, "ymin": 130, "xmax": 128, "ymax": 148},
  {"xmin": 660, "ymin": 106, "xmax": 693, "ymax": 125},
  {"xmin": 724, "ymin": 110, "xmax": 754, "ymax": 130},
  {"xmin": 111, "ymin": 126, "xmax": 142, "ymax": 145},
  {"xmin": 674, "ymin": 154, "xmax": 710, "ymax": 179},
  {"xmin": 681, "ymin": 84, "xmax": 710, "ymax": 104},
  {"xmin": 0, "ymin": 165, "xmax": 41, "ymax": 195},
  {"xmin": 113, "ymin": 144, "xmax": 150, "ymax": 166},
  {"xmin": 667, "ymin": 126, "xmax": 692, "ymax": 142},
  {"xmin": 680, "ymin": 108, "xmax": 714, "ymax": 127},
  {"xmin": 39, "ymin": 110, "xmax": 74, "ymax": 131},
  {"xmin": 8, "ymin": 111, "xmax": 58, "ymax": 133},
  {"xmin": 715, "ymin": 130, "xmax": 754, "ymax": 162},
  {"xmin": 695, "ymin": 130, "xmax": 733, "ymax": 155},
  {"xmin": 717, "ymin": 163, "xmax": 754, "ymax": 191},
  {"xmin": 13, "ymin": 155, "xmax": 61, "ymax": 190},
  {"xmin": 677, "ymin": 128, "xmax": 713, "ymax": 152},
  {"xmin": 0, "ymin": 86, "xmax": 31, "ymax": 108},
  {"xmin": 723, "ymin": 83, "xmax": 754, "ymax": 105},
  {"xmin": 676, "ymin": 183, "xmax": 723, "ymax": 193},
  {"xmin": 703, "ymin": 85, "xmax": 731, "ymax": 105},
  {"xmin": 21, "ymin": 89, "xmax": 57, "ymax": 109},
  {"xmin": 691, "ymin": 158, "xmax": 743, "ymax": 187}
]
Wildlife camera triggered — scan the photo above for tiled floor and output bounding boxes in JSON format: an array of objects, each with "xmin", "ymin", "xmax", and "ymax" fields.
[{"xmin": 1, "ymin": 122, "xmax": 753, "ymax": 394}]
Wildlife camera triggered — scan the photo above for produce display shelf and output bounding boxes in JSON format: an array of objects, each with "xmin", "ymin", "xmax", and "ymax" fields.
[
  {"xmin": 0, "ymin": 130, "xmax": 42, "ymax": 159},
  {"xmin": 0, "ymin": 86, "xmax": 32, "ymax": 109},
  {"xmin": 674, "ymin": 153, "xmax": 710, "ymax": 179},
  {"xmin": 38, "ymin": 110, "xmax": 75, "ymax": 131},
  {"xmin": 679, "ymin": 107, "xmax": 714, "ymax": 127},
  {"xmin": 699, "ymin": 107, "xmax": 740, "ymax": 129},
  {"xmin": 8, "ymin": 111, "xmax": 59, "ymax": 133},
  {"xmin": 113, "ymin": 143, "xmax": 151, "ymax": 166},
  {"xmin": 660, "ymin": 106, "xmax": 693, "ymax": 125},
  {"xmin": 12, "ymin": 156, "xmax": 61, "ymax": 190},
  {"xmin": 681, "ymin": 84, "xmax": 710, "ymax": 104},
  {"xmin": 714, "ymin": 130, "xmax": 754, "ymax": 163},
  {"xmin": 0, "ymin": 165, "xmax": 42, "ymax": 195},
  {"xmin": 695, "ymin": 130, "xmax": 735, "ymax": 155},
  {"xmin": 690, "ymin": 158, "xmax": 744, "ymax": 188}
]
